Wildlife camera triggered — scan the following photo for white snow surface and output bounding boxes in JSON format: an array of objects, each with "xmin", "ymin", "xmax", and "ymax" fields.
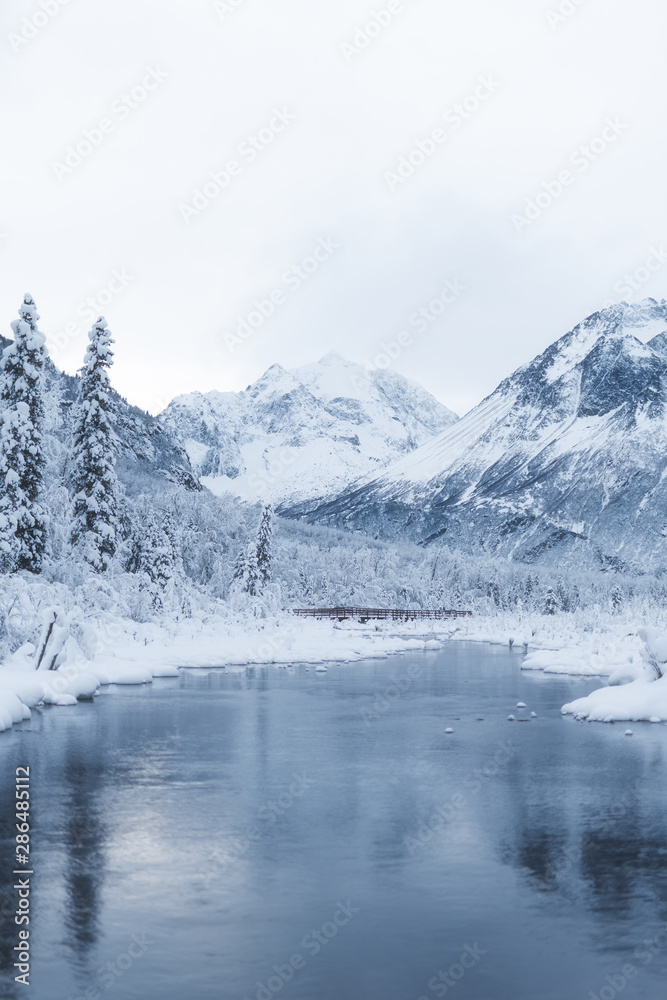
[{"xmin": 356, "ymin": 393, "xmax": 516, "ymax": 490}]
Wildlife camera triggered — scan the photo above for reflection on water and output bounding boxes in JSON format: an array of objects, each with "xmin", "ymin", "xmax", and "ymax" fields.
[
  {"xmin": 61, "ymin": 755, "xmax": 107, "ymax": 965},
  {"xmin": 0, "ymin": 643, "xmax": 666, "ymax": 999}
]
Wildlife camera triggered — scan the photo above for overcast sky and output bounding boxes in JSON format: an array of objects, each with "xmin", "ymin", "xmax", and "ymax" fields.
[{"xmin": 1, "ymin": 0, "xmax": 666, "ymax": 416}]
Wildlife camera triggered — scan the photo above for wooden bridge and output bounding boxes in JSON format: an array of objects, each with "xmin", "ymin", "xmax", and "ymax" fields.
[{"xmin": 290, "ymin": 607, "xmax": 472, "ymax": 623}]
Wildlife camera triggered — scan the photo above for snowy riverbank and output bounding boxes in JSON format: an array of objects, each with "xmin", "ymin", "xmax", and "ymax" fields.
[
  {"xmin": 0, "ymin": 614, "xmax": 444, "ymax": 731},
  {"xmin": 2, "ymin": 607, "xmax": 667, "ymax": 732},
  {"xmin": 453, "ymin": 615, "xmax": 667, "ymax": 723}
]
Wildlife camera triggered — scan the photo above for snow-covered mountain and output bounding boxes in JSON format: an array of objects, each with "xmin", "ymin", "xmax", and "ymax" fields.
[
  {"xmin": 285, "ymin": 300, "xmax": 667, "ymax": 571},
  {"xmin": 159, "ymin": 353, "xmax": 458, "ymax": 504}
]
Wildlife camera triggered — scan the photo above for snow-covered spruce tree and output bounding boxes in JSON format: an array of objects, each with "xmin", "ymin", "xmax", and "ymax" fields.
[
  {"xmin": 486, "ymin": 577, "xmax": 501, "ymax": 608},
  {"xmin": 0, "ymin": 294, "xmax": 47, "ymax": 573},
  {"xmin": 524, "ymin": 574, "xmax": 534, "ymax": 607},
  {"xmin": 611, "ymin": 584, "xmax": 624, "ymax": 615},
  {"xmin": 70, "ymin": 317, "xmax": 120, "ymax": 572},
  {"xmin": 543, "ymin": 586, "xmax": 559, "ymax": 615},
  {"xmin": 255, "ymin": 504, "xmax": 273, "ymax": 593},
  {"xmin": 556, "ymin": 576, "xmax": 570, "ymax": 612},
  {"xmin": 162, "ymin": 504, "xmax": 183, "ymax": 577},
  {"xmin": 231, "ymin": 545, "xmax": 248, "ymax": 585},
  {"xmin": 244, "ymin": 542, "xmax": 259, "ymax": 597},
  {"xmin": 139, "ymin": 512, "xmax": 174, "ymax": 607},
  {"xmin": 0, "ymin": 409, "xmax": 27, "ymax": 573}
]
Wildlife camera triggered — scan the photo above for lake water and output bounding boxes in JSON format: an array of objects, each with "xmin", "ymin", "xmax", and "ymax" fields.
[{"xmin": 1, "ymin": 642, "xmax": 667, "ymax": 1000}]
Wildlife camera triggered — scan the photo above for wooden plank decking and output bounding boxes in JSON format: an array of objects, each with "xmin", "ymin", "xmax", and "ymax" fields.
[{"xmin": 290, "ymin": 607, "xmax": 472, "ymax": 622}]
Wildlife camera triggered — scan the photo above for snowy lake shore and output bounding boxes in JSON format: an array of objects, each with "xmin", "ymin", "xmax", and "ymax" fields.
[{"xmin": 1, "ymin": 609, "xmax": 667, "ymax": 733}]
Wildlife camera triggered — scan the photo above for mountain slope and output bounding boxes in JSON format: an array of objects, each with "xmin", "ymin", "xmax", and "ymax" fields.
[
  {"xmin": 159, "ymin": 353, "xmax": 457, "ymax": 504},
  {"xmin": 0, "ymin": 334, "xmax": 200, "ymax": 496},
  {"xmin": 284, "ymin": 300, "xmax": 667, "ymax": 571}
]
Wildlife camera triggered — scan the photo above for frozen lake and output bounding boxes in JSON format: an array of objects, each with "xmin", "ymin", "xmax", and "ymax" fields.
[{"xmin": 1, "ymin": 642, "xmax": 667, "ymax": 999}]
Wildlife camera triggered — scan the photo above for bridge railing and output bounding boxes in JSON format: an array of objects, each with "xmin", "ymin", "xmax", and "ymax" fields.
[{"xmin": 290, "ymin": 607, "xmax": 472, "ymax": 621}]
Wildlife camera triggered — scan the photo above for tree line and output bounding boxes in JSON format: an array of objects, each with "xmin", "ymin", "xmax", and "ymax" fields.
[
  {"xmin": 0, "ymin": 295, "xmax": 118, "ymax": 575},
  {"xmin": 0, "ymin": 293, "xmax": 274, "ymax": 606}
]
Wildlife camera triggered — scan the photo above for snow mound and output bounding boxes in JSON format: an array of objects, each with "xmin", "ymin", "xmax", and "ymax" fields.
[
  {"xmin": 608, "ymin": 660, "xmax": 645, "ymax": 685},
  {"xmin": 63, "ymin": 672, "xmax": 100, "ymax": 700},
  {"xmin": 0, "ymin": 703, "xmax": 13, "ymax": 731},
  {"xmin": 150, "ymin": 664, "xmax": 181, "ymax": 678},
  {"xmin": 2, "ymin": 643, "xmax": 37, "ymax": 671},
  {"xmin": 0, "ymin": 692, "xmax": 29, "ymax": 729},
  {"xmin": 521, "ymin": 639, "xmax": 641, "ymax": 677},
  {"xmin": 36, "ymin": 668, "xmax": 100, "ymax": 702},
  {"xmin": 105, "ymin": 664, "xmax": 154, "ymax": 685},
  {"xmin": 87, "ymin": 667, "xmax": 111, "ymax": 685},
  {"xmin": 562, "ymin": 674, "xmax": 667, "ymax": 722},
  {"xmin": 42, "ymin": 692, "xmax": 78, "ymax": 706},
  {"xmin": 0, "ymin": 671, "xmax": 45, "ymax": 708},
  {"xmin": 522, "ymin": 647, "xmax": 604, "ymax": 675}
]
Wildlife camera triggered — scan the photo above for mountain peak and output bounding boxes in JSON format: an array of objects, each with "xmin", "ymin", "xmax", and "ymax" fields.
[
  {"xmin": 512, "ymin": 298, "xmax": 667, "ymax": 392},
  {"xmin": 160, "ymin": 356, "xmax": 457, "ymax": 505},
  {"xmin": 246, "ymin": 363, "xmax": 298, "ymax": 398},
  {"xmin": 648, "ymin": 331, "xmax": 667, "ymax": 358},
  {"xmin": 318, "ymin": 351, "xmax": 347, "ymax": 366},
  {"xmin": 590, "ymin": 298, "xmax": 667, "ymax": 338},
  {"xmin": 287, "ymin": 300, "xmax": 667, "ymax": 571}
]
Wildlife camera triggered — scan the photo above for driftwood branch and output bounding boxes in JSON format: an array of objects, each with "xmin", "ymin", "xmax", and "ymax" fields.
[{"xmin": 35, "ymin": 611, "xmax": 58, "ymax": 670}]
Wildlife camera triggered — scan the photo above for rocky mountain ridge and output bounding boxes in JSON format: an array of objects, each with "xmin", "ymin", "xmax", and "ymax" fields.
[
  {"xmin": 160, "ymin": 352, "xmax": 457, "ymax": 505},
  {"xmin": 282, "ymin": 300, "xmax": 667, "ymax": 572}
]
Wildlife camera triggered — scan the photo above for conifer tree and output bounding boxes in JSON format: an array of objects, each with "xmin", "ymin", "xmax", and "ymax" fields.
[
  {"xmin": 255, "ymin": 504, "xmax": 273, "ymax": 593},
  {"xmin": 162, "ymin": 505, "xmax": 182, "ymax": 573},
  {"xmin": 0, "ymin": 294, "xmax": 47, "ymax": 572},
  {"xmin": 0, "ymin": 409, "xmax": 27, "ymax": 572},
  {"xmin": 524, "ymin": 574, "xmax": 534, "ymax": 606},
  {"xmin": 70, "ymin": 317, "xmax": 120, "ymax": 572},
  {"xmin": 231, "ymin": 545, "xmax": 248, "ymax": 585},
  {"xmin": 544, "ymin": 586, "xmax": 559, "ymax": 615},
  {"xmin": 611, "ymin": 584, "xmax": 623, "ymax": 614},
  {"xmin": 245, "ymin": 542, "xmax": 259, "ymax": 597},
  {"xmin": 556, "ymin": 576, "xmax": 569, "ymax": 613},
  {"xmin": 486, "ymin": 577, "xmax": 500, "ymax": 607},
  {"xmin": 140, "ymin": 512, "xmax": 174, "ymax": 607}
]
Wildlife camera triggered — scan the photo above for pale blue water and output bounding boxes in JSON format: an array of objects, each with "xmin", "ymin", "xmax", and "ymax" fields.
[{"xmin": 1, "ymin": 642, "xmax": 667, "ymax": 1000}]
